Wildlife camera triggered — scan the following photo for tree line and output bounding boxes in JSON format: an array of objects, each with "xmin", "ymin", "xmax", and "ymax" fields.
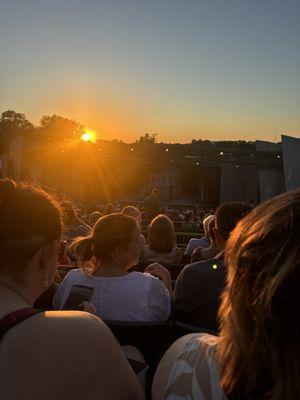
[{"xmin": 0, "ymin": 109, "xmax": 256, "ymax": 156}]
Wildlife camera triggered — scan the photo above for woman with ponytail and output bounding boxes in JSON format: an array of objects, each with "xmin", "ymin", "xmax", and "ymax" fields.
[
  {"xmin": 0, "ymin": 179, "xmax": 144, "ymax": 400},
  {"xmin": 53, "ymin": 213, "xmax": 172, "ymax": 322}
]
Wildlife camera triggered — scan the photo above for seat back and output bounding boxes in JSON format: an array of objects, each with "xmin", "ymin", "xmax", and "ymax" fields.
[
  {"xmin": 171, "ymin": 320, "xmax": 219, "ymax": 337},
  {"xmin": 103, "ymin": 320, "xmax": 175, "ymax": 377}
]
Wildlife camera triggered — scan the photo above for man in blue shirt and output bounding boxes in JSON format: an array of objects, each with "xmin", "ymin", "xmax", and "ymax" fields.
[{"xmin": 172, "ymin": 202, "xmax": 251, "ymax": 331}]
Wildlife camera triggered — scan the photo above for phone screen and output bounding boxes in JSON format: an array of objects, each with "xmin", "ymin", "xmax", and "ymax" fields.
[{"xmin": 63, "ymin": 285, "xmax": 94, "ymax": 310}]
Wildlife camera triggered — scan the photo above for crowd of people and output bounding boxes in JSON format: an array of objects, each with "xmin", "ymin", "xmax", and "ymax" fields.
[
  {"xmin": 0, "ymin": 178, "xmax": 299, "ymax": 399},
  {"xmin": 78, "ymin": 196, "xmax": 211, "ymax": 235}
]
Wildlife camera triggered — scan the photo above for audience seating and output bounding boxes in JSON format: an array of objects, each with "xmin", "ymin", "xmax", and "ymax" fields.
[
  {"xmin": 103, "ymin": 319, "xmax": 175, "ymax": 393},
  {"xmin": 171, "ymin": 320, "xmax": 219, "ymax": 337},
  {"xmin": 103, "ymin": 319, "xmax": 218, "ymax": 374},
  {"xmin": 57, "ymin": 264, "xmax": 76, "ymax": 279}
]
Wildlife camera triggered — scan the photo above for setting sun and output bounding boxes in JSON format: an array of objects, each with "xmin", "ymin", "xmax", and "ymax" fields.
[{"xmin": 81, "ymin": 131, "xmax": 97, "ymax": 143}]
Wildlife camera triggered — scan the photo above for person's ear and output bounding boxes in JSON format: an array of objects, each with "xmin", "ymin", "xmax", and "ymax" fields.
[
  {"xmin": 34, "ymin": 240, "xmax": 59, "ymax": 270},
  {"xmin": 112, "ymin": 246, "xmax": 126, "ymax": 263}
]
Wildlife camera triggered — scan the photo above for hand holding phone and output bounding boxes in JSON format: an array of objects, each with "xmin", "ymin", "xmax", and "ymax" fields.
[
  {"xmin": 62, "ymin": 285, "xmax": 94, "ymax": 310},
  {"xmin": 79, "ymin": 301, "xmax": 97, "ymax": 314}
]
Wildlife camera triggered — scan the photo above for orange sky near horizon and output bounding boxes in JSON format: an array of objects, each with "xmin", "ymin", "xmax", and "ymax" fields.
[{"xmin": 9, "ymin": 91, "xmax": 298, "ymax": 144}]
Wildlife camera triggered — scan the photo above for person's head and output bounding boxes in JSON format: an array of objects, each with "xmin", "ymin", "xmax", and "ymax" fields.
[
  {"xmin": 121, "ymin": 205, "xmax": 142, "ymax": 228},
  {"xmin": 207, "ymin": 215, "xmax": 216, "ymax": 244},
  {"xmin": 218, "ymin": 189, "xmax": 300, "ymax": 400},
  {"xmin": 0, "ymin": 178, "xmax": 62, "ymax": 297},
  {"xmin": 88, "ymin": 211, "xmax": 102, "ymax": 227},
  {"xmin": 184, "ymin": 210, "xmax": 193, "ymax": 222},
  {"xmin": 104, "ymin": 202, "xmax": 115, "ymax": 215},
  {"xmin": 202, "ymin": 214, "xmax": 214, "ymax": 237},
  {"xmin": 203, "ymin": 212, "xmax": 212, "ymax": 220},
  {"xmin": 147, "ymin": 214, "xmax": 176, "ymax": 253},
  {"xmin": 214, "ymin": 202, "xmax": 251, "ymax": 251},
  {"xmin": 71, "ymin": 213, "xmax": 140, "ymax": 271}
]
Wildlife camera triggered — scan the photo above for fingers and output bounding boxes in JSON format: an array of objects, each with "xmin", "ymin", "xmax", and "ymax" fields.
[
  {"xmin": 148, "ymin": 262, "xmax": 163, "ymax": 268},
  {"xmin": 144, "ymin": 265, "xmax": 159, "ymax": 273},
  {"xmin": 145, "ymin": 263, "xmax": 164, "ymax": 271},
  {"xmin": 79, "ymin": 301, "xmax": 97, "ymax": 314}
]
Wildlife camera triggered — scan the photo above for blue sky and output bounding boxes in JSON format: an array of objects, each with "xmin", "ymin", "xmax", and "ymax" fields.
[{"xmin": 0, "ymin": 0, "xmax": 299, "ymax": 142}]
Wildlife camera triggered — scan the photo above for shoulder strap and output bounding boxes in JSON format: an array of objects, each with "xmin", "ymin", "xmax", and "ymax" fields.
[{"xmin": 0, "ymin": 308, "xmax": 42, "ymax": 341}]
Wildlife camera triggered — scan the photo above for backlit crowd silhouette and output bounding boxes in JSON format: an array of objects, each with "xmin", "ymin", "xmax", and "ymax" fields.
[{"xmin": 0, "ymin": 178, "xmax": 299, "ymax": 400}]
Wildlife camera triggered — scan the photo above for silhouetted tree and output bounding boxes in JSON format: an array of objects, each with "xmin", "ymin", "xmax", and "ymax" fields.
[
  {"xmin": 0, "ymin": 110, "xmax": 34, "ymax": 154},
  {"xmin": 135, "ymin": 133, "xmax": 157, "ymax": 144},
  {"xmin": 38, "ymin": 114, "xmax": 84, "ymax": 141}
]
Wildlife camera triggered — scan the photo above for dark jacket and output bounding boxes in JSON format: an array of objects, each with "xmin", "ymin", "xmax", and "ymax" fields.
[{"xmin": 172, "ymin": 252, "xmax": 225, "ymax": 331}]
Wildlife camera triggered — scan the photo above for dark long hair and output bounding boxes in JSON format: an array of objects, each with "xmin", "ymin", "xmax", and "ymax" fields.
[{"xmin": 218, "ymin": 188, "xmax": 300, "ymax": 400}]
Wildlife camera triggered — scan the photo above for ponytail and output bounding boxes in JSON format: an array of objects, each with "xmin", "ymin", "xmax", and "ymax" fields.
[
  {"xmin": 70, "ymin": 213, "xmax": 138, "ymax": 274},
  {"xmin": 70, "ymin": 236, "xmax": 94, "ymax": 268}
]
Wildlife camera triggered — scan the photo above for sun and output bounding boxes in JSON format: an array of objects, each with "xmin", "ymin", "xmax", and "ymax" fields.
[{"xmin": 81, "ymin": 130, "xmax": 97, "ymax": 143}]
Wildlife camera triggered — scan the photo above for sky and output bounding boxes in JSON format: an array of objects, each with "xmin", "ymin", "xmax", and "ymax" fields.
[{"xmin": 0, "ymin": 0, "xmax": 299, "ymax": 143}]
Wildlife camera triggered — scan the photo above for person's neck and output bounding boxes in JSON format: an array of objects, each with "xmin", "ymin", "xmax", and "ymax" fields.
[
  {"xmin": 0, "ymin": 284, "xmax": 33, "ymax": 319},
  {"xmin": 93, "ymin": 260, "xmax": 128, "ymax": 278}
]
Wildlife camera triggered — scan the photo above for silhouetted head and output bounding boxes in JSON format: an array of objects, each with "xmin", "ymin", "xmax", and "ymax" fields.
[
  {"xmin": 202, "ymin": 214, "xmax": 214, "ymax": 237},
  {"xmin": 147, "ymin": 214, "xmax": 176, "ymax": 253},
  {"xmin": 104, "ymin": 202, "xmax": 115, "ymax": 215},
  {"xmin": 121, "ymin": 205, "xmax": 142, "ymax": 227},
  {"xmin": 207, "ymin": 215, "xmax": 216, "ymax": 243},
  {"xmin": 0, "ymin": 178, "xmax": 62, "ymax": 286},
  {"xmin": 88, "ymin": 211, "xmax": 102, "ymax": 227},
  {"xmin": 71, "ymin": 213, "xmax": 140, "ymax": 271},
  {"xmin": 214, "ymin": 202, "xmax": 251, "ymax": 251}
]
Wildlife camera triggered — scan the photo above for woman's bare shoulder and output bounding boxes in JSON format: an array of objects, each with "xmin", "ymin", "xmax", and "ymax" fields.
[
  {"xmin": 2, "ymin": 310, "xmax": 113, "ymax": 355},
  {"xmin": 1, "ymin": 311, "xmax": 144, "ymax": 400},
  {"xmin": 36, "ymin": 309, "xmax": 110, "ymax": 338}
]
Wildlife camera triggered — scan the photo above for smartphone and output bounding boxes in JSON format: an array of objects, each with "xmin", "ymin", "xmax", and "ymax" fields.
[{"xmin": 62, "ymin": 285, "xmax": 94, "ymax": 310}]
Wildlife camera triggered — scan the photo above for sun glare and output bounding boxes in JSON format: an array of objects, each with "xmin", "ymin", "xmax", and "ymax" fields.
[{"xmin": 81, "ymin": 131, "xmax": 96, "ymax": 143}]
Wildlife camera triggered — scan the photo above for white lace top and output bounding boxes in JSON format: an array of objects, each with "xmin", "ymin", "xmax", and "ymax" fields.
[
  {"xmin": 53, "ymin": 269, "xmax": 171, "ymax": 322},
  {"xmin": 153, "ymin": 333, "xmax": 227, "ymax": 400}
]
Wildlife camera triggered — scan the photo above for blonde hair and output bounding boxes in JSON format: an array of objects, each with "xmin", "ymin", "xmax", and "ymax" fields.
[
  {"xmin": 147, "ymin": 214, "xmax": 176, "ymax": 253},
  {"xmin": 218, "ymin": 188, "xmax": 300, "ymax": 400},
  {"xmin": 203, "ymin": 214, "xmax": 214, "ymax": 236}
]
